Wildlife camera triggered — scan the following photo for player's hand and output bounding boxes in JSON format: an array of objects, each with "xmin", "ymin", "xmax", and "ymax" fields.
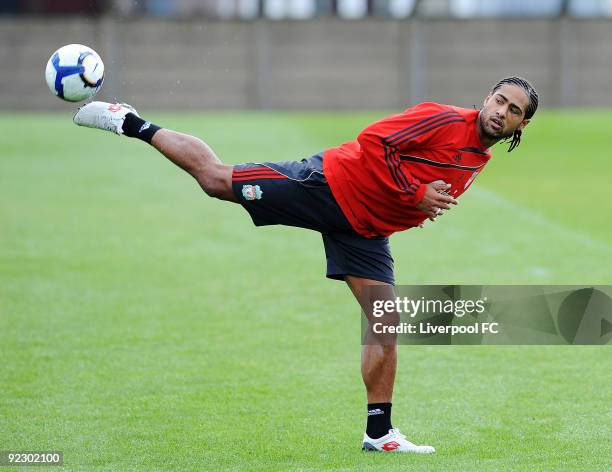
[{"xmin": 415, "ymin": 180, "xmax": 458, "ymax": 219}]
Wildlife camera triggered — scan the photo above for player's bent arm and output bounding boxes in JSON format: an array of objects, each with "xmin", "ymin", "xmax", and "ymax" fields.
[
  {"xmin": 356, "ymin": 106, "xmax": 449, "ymax": 207},
  {"xmin": 357, "ymin": 106, "xmax": 461, "ymax": 215},
  {"xmin": 356, "ymin": 127, "xmax": 425, "ymax": 207},
  {"xmin": 357, "ymin": 129, "xmax": 455, "ymax": 216}
]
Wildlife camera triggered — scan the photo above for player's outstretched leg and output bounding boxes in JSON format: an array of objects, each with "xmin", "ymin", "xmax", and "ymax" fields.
[
  {"xmin": 346, "ymin": 275, "xmax": 435, "ymax": 454},
  {"xmin": 73, "ymin": 101, "xmax": 236, "ymax": 202}
]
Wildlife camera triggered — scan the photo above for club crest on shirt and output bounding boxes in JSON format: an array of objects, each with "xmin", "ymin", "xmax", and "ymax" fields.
[
  {"xmin": 242, "ymin": 184, "xmax": 263, "ymax": 200},
  {"xmin": 453, "ymin": 152, "xmax": 462, "ymax": 162}
]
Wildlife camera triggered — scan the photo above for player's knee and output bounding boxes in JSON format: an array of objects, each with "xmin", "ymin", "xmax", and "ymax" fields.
[
  {"xmin": 202, "ymin": 180, "xmax": 226, "ymax": 199},
  {"xmin": 195, "ymin": 164, "xmax": 233, "ymax": 201}
]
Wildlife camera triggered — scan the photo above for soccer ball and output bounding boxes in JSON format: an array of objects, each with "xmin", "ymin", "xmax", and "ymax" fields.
[{"xmin": 45, "ymin": 44, "xmax": 104, "ymax": 102}]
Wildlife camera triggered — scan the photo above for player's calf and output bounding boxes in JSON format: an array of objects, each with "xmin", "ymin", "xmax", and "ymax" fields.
[
  {"xmin": 150, "ymin": 130, "xmax": 235, "ymax": 202},
  {"xmin": 74, "ymin": 102, "xmax": 236, "ymax": 202}
]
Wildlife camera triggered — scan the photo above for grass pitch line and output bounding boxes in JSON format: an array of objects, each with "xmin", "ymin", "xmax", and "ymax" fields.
[{"xmin": 474, "ymin": 187, "xmax": 612, "ymax": 255}]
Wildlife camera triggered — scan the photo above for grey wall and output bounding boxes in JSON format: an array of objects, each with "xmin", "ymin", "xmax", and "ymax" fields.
[{"xmin": 1, "ymin": 17, "xmax": 611, "ymax": 111}]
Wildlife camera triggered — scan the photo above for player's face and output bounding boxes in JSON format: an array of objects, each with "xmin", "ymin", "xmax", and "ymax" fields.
[{"xmin": 479, "ymin": 84, "xmax": 530, "ymax": 140}]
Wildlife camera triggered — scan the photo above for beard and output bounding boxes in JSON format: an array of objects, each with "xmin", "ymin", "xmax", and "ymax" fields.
[{"xmin": 478, "ymin": 112, "xmax": 514, "ymax": 140}]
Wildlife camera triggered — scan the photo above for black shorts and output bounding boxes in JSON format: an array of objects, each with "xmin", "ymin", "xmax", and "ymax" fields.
[{"xmin": 232, "ymin": 153, "xmax": 394, "ymax": 285}]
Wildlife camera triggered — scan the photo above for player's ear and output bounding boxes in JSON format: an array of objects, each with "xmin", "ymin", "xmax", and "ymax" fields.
[
  {"xmin": 483, "ymin": 94, "xmax": 492, "ymax": 107},
  {"xmin": 518, "ymin": 119, "xmax": 530, "ymax": 131}
]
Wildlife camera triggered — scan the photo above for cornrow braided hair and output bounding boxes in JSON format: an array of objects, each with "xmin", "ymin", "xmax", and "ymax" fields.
[{"xmin": 491, "ymin": 77, "xmax": 539, "ymax": 152}]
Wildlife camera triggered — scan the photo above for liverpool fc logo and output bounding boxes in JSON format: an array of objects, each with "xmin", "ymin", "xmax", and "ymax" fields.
[{"xmin": 241, "ymin": 184, "xmax": 263, "ymax": 201}]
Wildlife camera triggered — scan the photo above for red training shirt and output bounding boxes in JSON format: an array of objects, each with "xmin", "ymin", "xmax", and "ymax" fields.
[{"xmin": 323, "ymin": 102, "xmax": 492, "ymax": 238}]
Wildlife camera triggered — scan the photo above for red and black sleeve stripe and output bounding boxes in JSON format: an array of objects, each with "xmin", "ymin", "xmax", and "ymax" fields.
[{"xmin": 382, "ymin": 110, "xmax": 465, "ymax": 196}]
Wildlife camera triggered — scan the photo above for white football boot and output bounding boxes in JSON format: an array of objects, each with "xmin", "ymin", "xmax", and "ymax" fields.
[
  {"xmin": 362, "ymin": 428, "xmax": 435, "ymax": 453},
  {"xmin": 73, "ymin": 102, "xmax": 139, "ymax": 135}
]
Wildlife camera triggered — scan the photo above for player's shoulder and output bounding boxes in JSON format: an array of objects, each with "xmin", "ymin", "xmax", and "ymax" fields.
[
  {"xmin": 407, "ymin": 102, "xmax": 478, "ymax": 121},
  {"xmin": 407, "ymin": 101, "xmax": 453, "ymax": 113}
]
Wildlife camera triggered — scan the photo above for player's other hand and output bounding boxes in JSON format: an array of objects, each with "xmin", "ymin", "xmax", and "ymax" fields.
[{"xmin": 416, "ymin": 180, "xmax": 458, "ymax": 219}]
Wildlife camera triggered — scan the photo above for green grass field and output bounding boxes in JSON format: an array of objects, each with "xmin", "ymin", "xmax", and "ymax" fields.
[{"xmin": 1, "ymin": 110, "xmax": 611, "ymax": 471}]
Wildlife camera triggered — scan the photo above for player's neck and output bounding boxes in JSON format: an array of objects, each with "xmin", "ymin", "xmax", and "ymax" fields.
[
  {"xmin": 478, "ymin": 133, "xmax": 499, "ymax": 150},
  {"xmin": 475, "ymin": 118, "xmax": 499, "ymax": 150}
]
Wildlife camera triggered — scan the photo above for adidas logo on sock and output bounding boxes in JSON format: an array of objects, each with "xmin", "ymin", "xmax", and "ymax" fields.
[
  {"xmin": 139, "ymin": 121, "xmax": 151, "ymax": 133},
  {"xmin": 368, "ymin": 408, "xmax": 384, "ymax": 416}
]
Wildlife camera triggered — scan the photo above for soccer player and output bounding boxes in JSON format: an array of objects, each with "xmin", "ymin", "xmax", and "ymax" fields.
[{"xmin": 74, "ymin": 76, "xmax": 538, "ymax": 453}]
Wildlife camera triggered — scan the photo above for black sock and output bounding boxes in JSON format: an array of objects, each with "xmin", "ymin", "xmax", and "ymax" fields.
[
  {"xmin": 366, "ymin": 403, "xmax": 393, "ymax": 439},
  {"xmin": 122, "ymin": 113, "xmax": 161, "ymax": 144}
]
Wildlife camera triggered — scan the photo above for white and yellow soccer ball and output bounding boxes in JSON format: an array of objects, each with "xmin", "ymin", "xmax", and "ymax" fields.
[{"xmin": 45, "ymin": 44, "xmax": 104, "ymax": 102}]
